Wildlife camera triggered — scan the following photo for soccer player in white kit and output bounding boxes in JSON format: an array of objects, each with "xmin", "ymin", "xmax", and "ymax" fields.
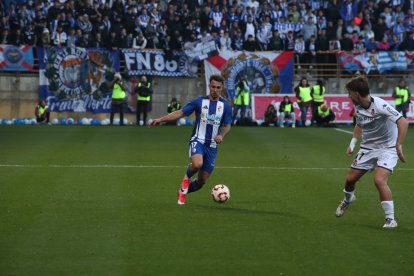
[{"xmin": 335, "ymin": 76, "xmax": 408, "ymax": 228}]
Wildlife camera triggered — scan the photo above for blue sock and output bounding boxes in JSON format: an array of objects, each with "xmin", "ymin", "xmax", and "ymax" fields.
[
  {"xmin": 186, "ymin": 166, "xmax": 197, "ymax": 179},
  {"xmin": 188, "ymin": 180, "xmax": 203, "ymax": 193}
]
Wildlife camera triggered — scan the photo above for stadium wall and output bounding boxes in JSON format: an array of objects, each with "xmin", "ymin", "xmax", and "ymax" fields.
[
  {"xmin": 1, "ymin": 74, "xmax": 413, "ymax": 122},
  {"xmin": 0, "ymin": 75, "xmax": 203, "ymax": 122}
]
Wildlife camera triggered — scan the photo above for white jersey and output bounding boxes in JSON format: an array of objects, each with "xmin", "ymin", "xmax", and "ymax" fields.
[{"xmin": 355, "ymin": 96, "xmax": 402, "ymax": 149}]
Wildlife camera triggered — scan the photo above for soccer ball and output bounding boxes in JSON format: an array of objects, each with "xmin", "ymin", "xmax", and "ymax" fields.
[{"xmin": 211, "ymin": 184, "xmax": 230, "ymax": 203}]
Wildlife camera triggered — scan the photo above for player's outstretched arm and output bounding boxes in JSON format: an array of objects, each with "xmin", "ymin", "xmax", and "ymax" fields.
[
  {"xmin": 347, "ymin": 124, "xmax": 362, "ymax": 156},
  {"xmin": 148, "ymin": 110, "xmax": 185, "ymax": 128},
  {"xmin": 396, "ymin": 117, "xmax": 408, "ymax": 163}
]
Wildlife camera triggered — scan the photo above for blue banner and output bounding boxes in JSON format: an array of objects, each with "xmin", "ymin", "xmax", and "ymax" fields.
[
  {"xmin": 122, "ymin": 49, "xmax": 198, "ymax": 77},
  {"xmin": 38, "ymin": 47, "xmax": 120, "ymax": 113},
  {"xmin": 0, "ymin": 45, "xmax": 34, "ymax": 71}
]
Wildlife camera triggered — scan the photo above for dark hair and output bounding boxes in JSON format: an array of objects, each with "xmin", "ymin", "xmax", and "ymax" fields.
[
  {"xmin": 345, "ymin": 76, "xmax": 370, "ymax": 96},
  {"xmin": 316, "ymin": 79, "xmax": 324, "ymax": 88},
  {"xmin": 209, "ymin": 74, "xmax": 224, "ymax": 84}
]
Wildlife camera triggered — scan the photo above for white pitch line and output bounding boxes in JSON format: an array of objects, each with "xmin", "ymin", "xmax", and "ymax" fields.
[
  {"xmin": 334, "ymin": 128, "xmax": 354, "ymax": 135},
  {"xmin": 0, "ymin": 164, "xmax": 413, "ymax": 171}
]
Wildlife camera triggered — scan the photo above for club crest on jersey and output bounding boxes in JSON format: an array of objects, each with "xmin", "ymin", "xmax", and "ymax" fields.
[
  {"xmin": 218, "ymin": 106, "xmax": 222, "ymax": 112},
  {"xmin": 371, "ymin": 109, "xmax": 375, "ymax": 116}
]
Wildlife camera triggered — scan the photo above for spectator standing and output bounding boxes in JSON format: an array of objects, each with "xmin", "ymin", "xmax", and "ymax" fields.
[
  {"xmin": 311, "ymin": 79, "xmax": 326, "ymax": 124},
  {"xmin": 231, "ymin": 29, "xmax": 244, "ymax": 50},
  {"xmin": 284, "ymin": 30, "xmax": 295, "ymax": 50},
  {"xmin": 23, "ymin": 22, "xmax": 37, "ymax": 46},
  {"xmin": 392, "ymin": 79, "xmax": 411, "ymax": 118},
  {"xmin": 340, "ymin": 32, "xmax": 354, "ymax": 51},
  {"xmin": 242, "ymin": 15, "xmax": 257, "ymax": 41},
  {"xmin": 52, "ymin": 25, "xmax": 67, "ymax": 47},
  {"xmin": 65, "ymin": 28, "xmax": 77, "ymax": 48},
  {"xmin": 377, "ymin": 37, "xmax": 391, "ymax": 51},
  {"xmin": 268, "ymin": 29, "xmax": 285, "ymax": 51},
  {"xmin": 132, "ymin": 32, "xmax": 147, "ymax": 49},
  {"xmin": 232, "ymin": 79, "xmax": 250, "ymax": 126},
  {"xmin": 243, "ymin": 34, "xmax": 259, "ymax": 51},
  {"xmin": 295, "ymin": 77, "xmax": 312, "ymax": 127},
  {"xmin": 340, "ymin": 0, "xmax": 358, "ymax": 25},
  {"xmin": 302, "ymin": 17, "xmax": 317, "ymax": 42},
  {"xmin": 305, "ymin": 35, "xmax": 317, "ymax": 67},
  {"xmin": 9, "ymin": 28, "xmax": 24, "ymax": 46},
  {"xmin": 373, "ymin": 17, "xmax": 388, "ymax": 42},
  {"xmin": 135, "ymin": 75, "xmax": 152, "ymax": 126},
  {"xmin": 294, "ymin": 35, "xmax": 305, "ymax": 67},
  {"xmin": 219, "ymin": 30, "xmax": 232, "ymax": 51},
  {"xmin": 110, "ymin": 73, "xmax": 126, "ymax": 126}
]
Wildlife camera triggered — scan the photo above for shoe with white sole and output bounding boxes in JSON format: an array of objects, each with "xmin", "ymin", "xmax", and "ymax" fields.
[
  {"xmin": 383, "ymin": 218, "xmax": 398, "ymax": 228},
  {"xmin": 335, "ymin": 195, "xmax": 356, "ymax": 217}
]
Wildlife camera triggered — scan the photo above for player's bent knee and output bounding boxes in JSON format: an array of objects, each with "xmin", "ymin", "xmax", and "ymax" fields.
[{"xmin": 191, "ymin": 162, "xmax": 203, "ymax": 170}]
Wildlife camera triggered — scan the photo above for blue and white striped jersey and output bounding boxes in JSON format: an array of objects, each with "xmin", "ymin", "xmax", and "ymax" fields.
[{"xmin": 182, "ymin": 96, "xmax": 232, "ymax": 148}]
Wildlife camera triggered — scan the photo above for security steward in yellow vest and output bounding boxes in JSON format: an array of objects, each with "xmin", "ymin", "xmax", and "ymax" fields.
[
  {"xmin": 316, "ymin": 103, "xmax": 335, "ymax": 127},
  {"xmin": 110, "ymin": 73, "xmax": 126, "ymax": 125},
  {"xmin": 392, "ymin": 79, "xmax": 410, "ymax": 118},
  {"xmin": 232, "ymin": 80, "xmax": 250, "ymax": 126},
  {"xmin": 278, "ymin": 96, "xmax": 296, "ymax": 128},
  {"xmin": 295, "ymin": 77, "xmax": 312, "ymax": 126},
  {"xmin": 311, "ymin": 79, "xmax": 325, "ymax": 123},
  {"xmin": 166, "ymin": 97, "xmax": 182, "ymax": 125},
  {"xmin": 35, "ymin": 99, "xmax": 50, "ymax": 124},
  {"xmin": 136, "ymin": 75, "xmax": 152, "ymax": 126}
]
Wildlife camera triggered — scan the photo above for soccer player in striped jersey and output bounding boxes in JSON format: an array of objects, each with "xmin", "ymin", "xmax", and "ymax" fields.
[
  {"xmin": 335, "ymin": 76, "xmax": 408, "ymax": 228},
  {"xmin": 149, "ymin": 75, "xmax": 232, "ymax": 205}
]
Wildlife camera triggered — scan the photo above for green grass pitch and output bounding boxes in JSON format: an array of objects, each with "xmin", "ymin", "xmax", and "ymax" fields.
[{"xmin": 1, "ymin": 125, "xmax": 414, "ymax": 275}]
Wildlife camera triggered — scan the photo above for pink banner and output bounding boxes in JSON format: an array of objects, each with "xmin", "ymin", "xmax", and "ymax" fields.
[{"xmin": 252, "ymin": 95, "xmax": 414, "ymax": 122}]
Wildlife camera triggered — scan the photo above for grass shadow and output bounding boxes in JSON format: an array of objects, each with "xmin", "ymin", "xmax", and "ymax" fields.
[{"xmin": 192, "ymin": 203, "xmax": 303, "ymax": 219}]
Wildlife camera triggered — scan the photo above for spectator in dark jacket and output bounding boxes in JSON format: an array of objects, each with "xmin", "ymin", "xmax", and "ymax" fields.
[{"xmin": 243, "ymin": 34, "xmax": 259, "ymax": 51}]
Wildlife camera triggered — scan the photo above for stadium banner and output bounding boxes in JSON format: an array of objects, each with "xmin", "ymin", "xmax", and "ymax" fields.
[
  {"xmin": 405, "ymin": 51, "xmax": 414, "ymax": 69},
  {"xmin": 339, "ymin": 51, "xmax": 407, "ymax": 73},
  {"xmin": 38, "ymin": 46, "xmax": 120, "ymax": 113},
  {"xmin": 0, "ymin": 44, "xmax": 34, "ymax": 71},
  {"xmin": 252, "ymin": 94, "xmax": 414, "ymax": 123},
  {"xmin": 338, "ymin": 51, "xmax": 362, "ymax": 71},
  {"xmin": 204, "ymin": 50, "xmax": 293, "ymax": 99},
  {"xmin": 122, "ymin": 49, "xmax": 198, "ymax": 77},
  {"xmin": 183, "ymin": 37, "xmax": 219, "ymax": 62}
]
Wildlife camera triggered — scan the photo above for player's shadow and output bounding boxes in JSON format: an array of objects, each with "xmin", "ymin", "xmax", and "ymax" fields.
[{"xmin": 194, "ymin": 203, "xmax": 302, "ymax": 218}]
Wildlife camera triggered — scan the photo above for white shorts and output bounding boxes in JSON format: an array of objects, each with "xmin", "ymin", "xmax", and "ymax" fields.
[{"xmin": 351, "ymin": 147, "xmax": 398, "ymax": 172}]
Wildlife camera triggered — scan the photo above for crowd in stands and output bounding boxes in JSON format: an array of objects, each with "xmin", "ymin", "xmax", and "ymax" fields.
[{"xmin": 1, "ymin": 0, "xmax": 414, "ymax": 57}]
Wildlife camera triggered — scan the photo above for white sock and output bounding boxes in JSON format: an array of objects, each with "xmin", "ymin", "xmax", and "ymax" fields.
[
  {"xmin": 381, "ymin": 201, "xmax": 395, "ymax": 220},
  {"xmin": 343, "ymin": 189, "xmax": 355, "ymax": 203}
]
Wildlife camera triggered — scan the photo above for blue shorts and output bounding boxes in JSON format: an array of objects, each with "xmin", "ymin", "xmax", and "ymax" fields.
[{"xmin": 188, "ymin": 141, "xmax": 217, "ymax": 174}]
